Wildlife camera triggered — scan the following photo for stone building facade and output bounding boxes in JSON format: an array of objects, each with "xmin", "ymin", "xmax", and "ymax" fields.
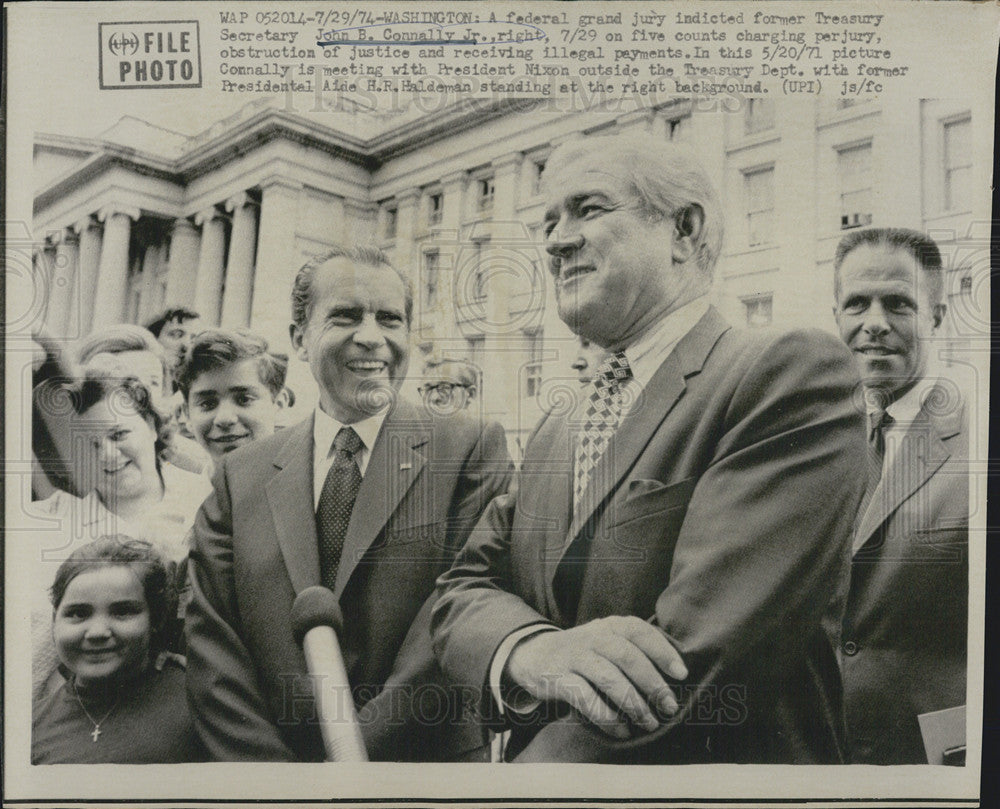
[{"xmin": 33, "ymin": 96, "xmax": 987, "ymax": 448}]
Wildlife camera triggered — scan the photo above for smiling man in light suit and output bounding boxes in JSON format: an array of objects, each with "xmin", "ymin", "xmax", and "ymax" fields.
[
  {"xmin": 833, "ymin": 228, "xmax": 968, "ymax": 764},
  {"xmin": 185, "ymin": 244, "xmax": 512, "ymax": 761},
  {"xmin": 432, "ymin": 133, "xmax": 866, "ymax": 764}
]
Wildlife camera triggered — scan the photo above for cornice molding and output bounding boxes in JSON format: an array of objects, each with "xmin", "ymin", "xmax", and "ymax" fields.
[{"xmin": 34, "ymin": 99, "xmax": 550, "ymax": 217}]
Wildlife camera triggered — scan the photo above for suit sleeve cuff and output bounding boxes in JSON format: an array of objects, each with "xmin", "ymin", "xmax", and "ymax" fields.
[{"xmin": 489, "ymin": 623, "xmax": 560, "ymax": 716}]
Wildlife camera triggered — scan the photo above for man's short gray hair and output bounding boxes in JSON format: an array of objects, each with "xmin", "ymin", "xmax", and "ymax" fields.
[{"xmin": 543, "ymin": 133, "xmax": 725, "ymax": 276}]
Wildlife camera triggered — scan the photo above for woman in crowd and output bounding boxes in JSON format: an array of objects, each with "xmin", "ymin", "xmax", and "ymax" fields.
[
  {"xmin": 34, "ymin": 370, "xmax": 210, "ymax": 562},
  {"xmin": 73, "ymin": 324, "xmax": 209, "ymax": 475},
  {"xmin": 32, "ymin": 536, "xmax": 203, "ymax": 763},
  {"xmin": 32, "ymin": 370, "xmax": 211, "ymax": 696}
]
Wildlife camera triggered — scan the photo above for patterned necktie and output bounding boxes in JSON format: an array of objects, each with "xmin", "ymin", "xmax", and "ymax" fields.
[
  {"xmin": 316, "ymin": 426, "xmax": 364, "ymax": 592},
  {"xmin": 858, "ymin": 407, "xmax": 892, "ymax": 521},
  {"xmin": 574, "ymin": 351, "xmax": 632, "ymax": 507}
]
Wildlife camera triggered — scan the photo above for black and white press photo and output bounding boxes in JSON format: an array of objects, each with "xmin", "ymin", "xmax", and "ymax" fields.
[{"xmin": 4, "ymin": 1, "xmax": 995, "ymax": 806}]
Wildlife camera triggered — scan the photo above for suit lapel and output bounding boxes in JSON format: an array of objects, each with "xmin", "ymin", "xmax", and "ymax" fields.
[
  {"xmin": 853, "ymin": 393, "xmax": 963, "ymax": 553},
  {"xmin": 554, "ymin": 308, "xmax": 731, "ymax": 579},
  {"xmin": 266, "ymin": 417, "xmax": 321, "ymax": 595},
  {"xmin": 333, "ymin": 399, "xmax": 426, "ymax": 596},
  {"xmin": 531, "ymin": 412, "xmax": 577, "ymax": 623}
]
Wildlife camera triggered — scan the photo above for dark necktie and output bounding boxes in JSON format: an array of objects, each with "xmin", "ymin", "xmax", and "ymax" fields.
[
  {"xmin": 316, "ymin": 426, "xmax": 363, "ymax": 592},
  {"xmin": 858, "ymin": 407, "xmax": 892, "ymax": 521},
  {"xmin": 574, "ymin": 351, "xmax": 632, "ymax": 508}
]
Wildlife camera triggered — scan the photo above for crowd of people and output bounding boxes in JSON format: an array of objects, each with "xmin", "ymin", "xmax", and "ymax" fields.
[{"xmin": 28, "ymin": 131, "xmax": 968, "ymax": 767}]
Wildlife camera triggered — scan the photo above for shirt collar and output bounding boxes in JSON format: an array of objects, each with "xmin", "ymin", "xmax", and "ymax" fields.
[
  {"xmin": 312, "ymin": 404, "xmax": 387, "ymax": 459},
  {"xmin": 622, "ymin": 296, "xmax": 711, "ymax": 387},
  {"xmin": 883, "ymin": 375, "xmax": 937, "ymax": 424}
]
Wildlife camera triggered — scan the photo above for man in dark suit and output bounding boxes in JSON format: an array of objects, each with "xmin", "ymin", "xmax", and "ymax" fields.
[
  {"xmin": 431, "ymin": 133, "xmax": 866, "ymax": 764},
  {"xmin": 833, "ymin": 228, "xmax": 968, "ymax": 764},
  {"xmin": 185, "ymin": 245, "xmax": 512, "ymax": 761}
]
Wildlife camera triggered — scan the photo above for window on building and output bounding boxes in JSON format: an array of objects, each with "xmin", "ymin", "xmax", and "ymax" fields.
[
  {"xmin": 943, "ymin": 117, "xmax": 972, "ymax": 212},
  {"xmin": 428, "ymin": 192, "xmax": 443, "ymax": 226},
  {"xmin": 477, "ymin": 176, "xmax": 495, "ymax": 212},
  {"xmin": 424, "ymin": 251, "xmax": 440, "ymax": 308},
  {"xmin": 524, "ymin": 330, "xmax": 544, "ymax": 398},
  {"xmin": 473, "ymin": 265, "xmax": 488, "ymax": 301},
  {"xmin": 464, "ymin": 241, "xmax": 488, "ymax": 303},
  {"xmin": 837, "ymin": 143, "xmax": 873, "ymax": 229},
  {"xmin": 531, "ymin": 161, "xmax": 546, "ymax": 195},
  {"xmin": 466, "ymin": 335, "xmax": 485, "ymax": 371},
  {"xmin": 743, "ymin": 167, "xmax": 775, "ymax": 247},
  {"xmin": 384, "ymin": 205, "xmax": 398, "ymax": 240},
  {"xmin": 743, "ymin": 295, "xmax": 773, "ymax": 328},
  {"xmin": 744, "ymin": 99, "xmax": 775, "ymax": 134}
]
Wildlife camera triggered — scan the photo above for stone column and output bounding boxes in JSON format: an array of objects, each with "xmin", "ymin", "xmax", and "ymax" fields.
[
  {"xmin": 91, "ymin": 205, "xmax": 139, "ymax": 326},
  {"xmin": 193, "ymin": 206, "xmax": 227, "ymax": 325},
  {"xmin": 220, "ymin": 193, "xmax": 260, "ymax": 327},
  {"xmin": 435, "ymin": 171, "xmax": 467, "ymax": 346},
  {"xmin": 879, "ymin": 96, "xmax": 923, "ymax": 229},
  {"xmin": 137, "ymin": 243, "xmax": 163, "ymax": 325},
  {"xmin": 165, "ymin": 217, "xmax": 200, "ymax": 307},
  {"xmin": 35, "ymin": 243, "xmax": 56, "ymax": 330},
  {"xmin": 73, "ymin": 216, "xmax": 103, "ymax": 335},
  {"xmin": 251, "ymin": 179, "xmax": 301, "ymax": 351},
  {"xmin": 483, "ymin": 153, "xmax": 524, "ymax": 424},
  {"xmin": 393, "ymin": 189, "xmax": 420, "ymax": 280},
  {"xmin": 776, "ymin": 98, "xmax": 820, "ymax": 329},
  {"xmin": 47, "ymin": 228, "xmax": 79, "ymax": 338}
]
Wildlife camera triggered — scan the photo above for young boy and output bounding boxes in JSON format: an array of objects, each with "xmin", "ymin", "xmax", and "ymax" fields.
[{"xmin": 176, "ymin": 328, "xmax": 287, "ymax": 471}]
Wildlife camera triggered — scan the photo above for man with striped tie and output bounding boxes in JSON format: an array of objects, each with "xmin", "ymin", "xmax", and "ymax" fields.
[{"xmin": 432, "ymin": 132, "xmax": 866, "ymax": 764}]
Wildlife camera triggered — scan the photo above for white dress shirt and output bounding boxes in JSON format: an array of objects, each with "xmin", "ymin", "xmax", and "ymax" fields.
[{"xmin": 871, "ymin": 370, "xmax": 943, "ymax": 475}]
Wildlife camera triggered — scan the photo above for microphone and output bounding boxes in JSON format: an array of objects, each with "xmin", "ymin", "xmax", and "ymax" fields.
[{"xmin": 291, "ymin": 587, "xmax": 368, "ymax": 761}]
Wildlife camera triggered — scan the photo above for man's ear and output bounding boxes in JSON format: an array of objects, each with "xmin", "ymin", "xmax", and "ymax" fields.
[
  {"xmin": 672, "ymin": 204, "xmax": 705, "ymax": 265},
  {"xmin": 932, "ymin": 302, "xmax": 947, "ymax": 329},
  {"xmin": 289, "ymin": 323, "xmax": 308, "ymax": 362},
  {"xmin": 274, "ymin": 387, "xmax": 290, "ymax": 410}
]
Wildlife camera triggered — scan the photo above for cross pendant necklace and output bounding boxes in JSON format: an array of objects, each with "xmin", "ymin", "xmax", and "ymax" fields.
[{"xmin": 70, "ymin": 679, "xmax": 118, "ymax": 743}]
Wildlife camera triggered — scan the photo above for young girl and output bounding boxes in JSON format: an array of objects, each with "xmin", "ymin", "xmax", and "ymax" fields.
[
  {"xmin": 32, "ymin": 372, "xmax": 212, "ymax": 697},
  {"xmin": 31, "ymin": 536, "xmax": 203, "ymax": 763}
]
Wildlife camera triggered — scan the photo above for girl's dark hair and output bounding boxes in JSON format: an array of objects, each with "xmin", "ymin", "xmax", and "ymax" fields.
[{"xmin": 50, "ymin": 536, "xmax": 175, "ymax": 655}]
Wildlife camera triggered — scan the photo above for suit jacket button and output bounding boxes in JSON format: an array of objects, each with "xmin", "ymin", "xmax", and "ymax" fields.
[{"xmin": 843, "ymin": 640, "xmax": 858, "ymax": 656}]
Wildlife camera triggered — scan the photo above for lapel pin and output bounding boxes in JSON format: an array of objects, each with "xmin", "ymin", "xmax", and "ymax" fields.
[{"xmin": 400, "ymin": 463, "xmax": 412, "ymax": 471}]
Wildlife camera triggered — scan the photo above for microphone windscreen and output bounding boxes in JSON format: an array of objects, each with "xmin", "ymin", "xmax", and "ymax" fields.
[{"xmin": 291, "ymin": 586, "xmax": 344, "ymax": 644}]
